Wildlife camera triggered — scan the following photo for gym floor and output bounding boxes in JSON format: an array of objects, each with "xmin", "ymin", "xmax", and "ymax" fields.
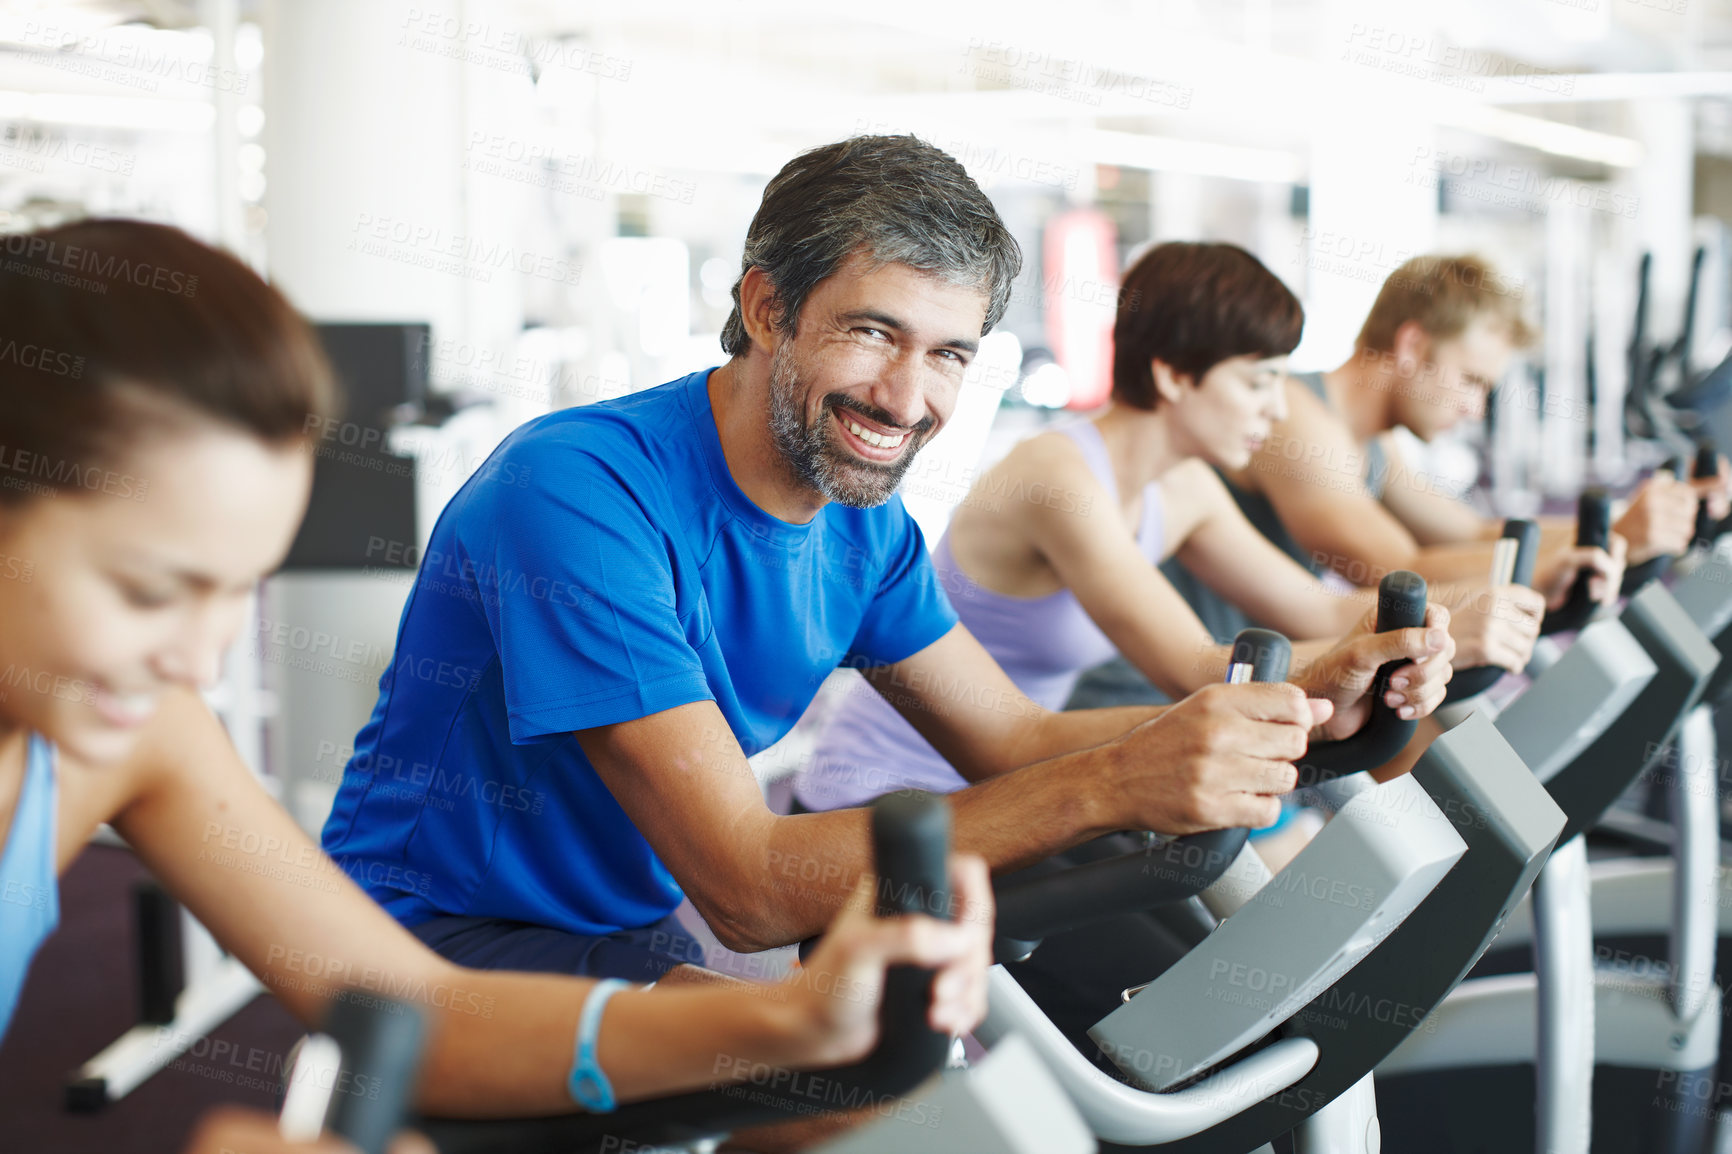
[{"xmin": 0, "ymin": 846, "xmax": 305, "ymax": 1154}]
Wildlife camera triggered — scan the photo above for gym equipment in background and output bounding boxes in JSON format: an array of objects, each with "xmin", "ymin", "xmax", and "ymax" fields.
[
  {"xmin": 1379, "ymin": 580, "xmax": 1719, "ymax": 1153},
  {"xmin": 284, "ymin": 322, "xmax": 426, "ymax": 571},
  {"xmin": 978, "ymin": 577, "xmax": 1562, "ymax": 1150}
]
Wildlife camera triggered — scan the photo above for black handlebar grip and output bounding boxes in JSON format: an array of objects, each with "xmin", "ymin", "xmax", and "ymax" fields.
[
  {"xmin": 1445, "ymin": 519, "xmax": 1540, "ymax": 702},
  {"xmin": 1504, "ymin": 518, "xmax": 1541, "ymax": 589},
  {"xmin": 1542, "ymin": 488, "xmax": 1611, "ymax": 635},
  {"xmin": 1577, "ymin": 487, "xmax": 1613, "ymax": 550},
  {"xmin": 866, "ymin": 792, "xmax": 953, "ymax": 1082},
  {"xmin": 871, "ymin": 791, "xmax": 951, "ymax": 919},
  {"xmin": 321, "ymin": 991, "xmax": 427, "ymax": 1154},
  {"xmin": 1184, "ymin": 627, "xmax": 1297, "ymax": 879},
  {"xmin": 1695, "ymin": 440, "xmax": 1719, "ymax": 550},
  {"xmin": 989, "ymin": 629, "xmax": 1295, "ymax": 959},
  {"xmin": 1292, "ymin": 571, "xmax": 1427, "ymax": 787},
  {"xmin": 1376, "ymin": 569, "xmax": 1429, "ymax": 633},
  {"xmin": 1168, "ymin": 628, "xmax": 1291, "ymax": 873},
  {"xmin": 1230, "ymin": 627, "xmax": 1292, "ymax": 684}
]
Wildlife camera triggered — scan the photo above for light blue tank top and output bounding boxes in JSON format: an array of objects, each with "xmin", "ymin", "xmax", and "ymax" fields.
[
  {"xmin": 793, "ymin": 421, "xmax": 1163, "ymax": 810},
  {"xmin": 0, "ymin": 733, "xmax": 60, "ymax": 1044}
]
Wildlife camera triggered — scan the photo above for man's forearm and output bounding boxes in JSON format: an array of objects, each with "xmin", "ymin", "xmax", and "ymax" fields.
[
  {"xmin": 1413, "ymin": 518, "xmax": 1582, "ymax": 588},
  {"xmin": 1425, "ymin": 579, "xmax": 1495, "ymax": 613},
  {"xmin": 725, "ymin": 807, "xmax": 878, "ymax": 949},
  {"xmin": 949, "ymin": 747, "xmax": 1117, "ymax": 872},
  {"xmin": 1537, "ymin": 517, "xmax": 1579, "ymax": 548},
  {"xmin": 732, "ymin": 743, "xmax": 1125, "ymax": 947},
  {"xmin": 1000, "ymin": 703, "xmax": 1161, "ymax": 770},
  {"xmin": 1403, "ymin": 539, "xmax": 1505, "ymax": 585}
]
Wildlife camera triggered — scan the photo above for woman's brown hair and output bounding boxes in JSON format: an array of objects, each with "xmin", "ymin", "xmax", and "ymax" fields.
[
  {"xmin": 0, "ymin": 219, "xmax": 336, "ymax": 504},
  {"xmin": 1111, "ymin": 242, "xmax": 1304, "ymax": 410}
]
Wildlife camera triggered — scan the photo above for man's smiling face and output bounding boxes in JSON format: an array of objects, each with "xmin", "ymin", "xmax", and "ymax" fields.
[{"xmin": 765, "ymin": 251, "xmax": 989, "ymax": 508}]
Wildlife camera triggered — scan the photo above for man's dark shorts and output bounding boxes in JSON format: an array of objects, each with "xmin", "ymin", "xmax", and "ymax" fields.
[{"xmin": 409, "ymin": 911, "xmax": 705, "ymax": 983}]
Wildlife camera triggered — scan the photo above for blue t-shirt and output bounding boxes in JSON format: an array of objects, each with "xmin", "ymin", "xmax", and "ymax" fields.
[{"xmin": 321, "ymin": 368, "xmax": 959, "ymax": 936}]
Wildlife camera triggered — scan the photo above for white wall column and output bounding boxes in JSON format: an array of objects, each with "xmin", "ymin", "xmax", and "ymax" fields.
[
  {"xmin": 262, "ymin": 0, "xmax": 471, "ymax": 333},
  {"xmin": 1298, "ymin": 109, "xmax": 1440, "ymax": 368},
  {"xmin": 259, "ymin": 0, "xmax": 482, "ymax": 832}
]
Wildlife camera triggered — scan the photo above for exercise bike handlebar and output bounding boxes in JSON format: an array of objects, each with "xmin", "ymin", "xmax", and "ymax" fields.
[
  {"xmin": 1289, "ymin": 570, "xmax": 1428, "ymax": 788},
  {"xmin": 288, "ymin": 990, "xmax": 426, "ymax": 1154},
  {"xmin": 1622, "ymin": 456, "xmax": 1689, "ymax": 595},
  {"xmin": 989, "ymin": 629, "xmax": 1289, "ymax": 960},
  {"xmin": 993, "ymin": 572, "xmax": 1428, "ymax": 958},
  {"xmin": 1444, "ymin": 519, "xmax": 1541, "ymax": 702},
  {"xmin": 1694, "ymin": 439, "xmax": 1720, "ymax": 549},
  {"xmin": 1540, "ymin": 488, "xmax": 1613, "ymax": 636},
  {"xmin": 415, "ymin": 791, "xmax": 956, "ymax": 1154}
]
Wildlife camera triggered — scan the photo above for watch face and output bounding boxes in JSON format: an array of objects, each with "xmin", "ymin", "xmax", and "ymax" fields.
[{"xmin": 574, "ymin": 1072, "xmax": 608, "ymax": 1108}]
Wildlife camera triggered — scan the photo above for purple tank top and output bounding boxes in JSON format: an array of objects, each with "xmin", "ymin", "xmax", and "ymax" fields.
[{"xmin": 793, "ymin": 422, "xmax": 1164, "ymax": 810}]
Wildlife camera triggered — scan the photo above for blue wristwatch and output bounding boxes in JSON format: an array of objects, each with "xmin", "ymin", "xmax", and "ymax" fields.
[{"xmin": 568, "ymin": 978, "xmax": 630, "ymax": 1111}]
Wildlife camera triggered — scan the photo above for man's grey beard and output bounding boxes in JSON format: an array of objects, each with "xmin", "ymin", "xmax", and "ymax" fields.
[{"xmin": 765, "ymin": 342, "xmax": 927, "ymax": 508}]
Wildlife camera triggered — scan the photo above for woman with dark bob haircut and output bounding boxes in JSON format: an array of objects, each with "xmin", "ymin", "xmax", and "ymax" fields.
[
  {"xmin": 0, "ymin": 220, "xmax": 992, "ymax": 1154},
  {"xmin": 795, "ymin": 241, "xmax": 1541, "ymax": 821}
]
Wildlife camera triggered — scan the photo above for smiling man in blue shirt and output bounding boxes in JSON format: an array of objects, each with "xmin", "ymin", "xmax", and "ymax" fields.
[{"xmin": 322, "ymin": 135, "xmax": 1456, "ymax": 980}]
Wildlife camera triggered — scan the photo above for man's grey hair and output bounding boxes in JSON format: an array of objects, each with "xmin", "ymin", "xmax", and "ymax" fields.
[{"xmin": 719, "ymin": 135, "xmax": 1022, "ymax": 356}]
